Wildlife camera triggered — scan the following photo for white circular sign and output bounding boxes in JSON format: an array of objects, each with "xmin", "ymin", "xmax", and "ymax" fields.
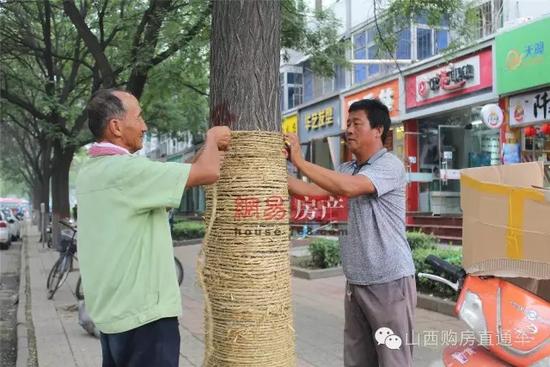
[{"xmin": 481, "ymin": 104, "xmax": 504, "ymax": 129}]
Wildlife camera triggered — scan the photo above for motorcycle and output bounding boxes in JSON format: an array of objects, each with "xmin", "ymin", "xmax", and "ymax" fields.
[{"xmin": 418, "ymin": 255, "xmax": 550, "ymax": 366}]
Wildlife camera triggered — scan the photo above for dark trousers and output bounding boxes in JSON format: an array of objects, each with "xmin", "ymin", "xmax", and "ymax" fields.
[
  {"xmin": 344, "ymin": 276, "xmax": 417, "ymax": 367},
  {"xmin": 100, "ymin": 317, "xmax": 180, "ymax": 367}
]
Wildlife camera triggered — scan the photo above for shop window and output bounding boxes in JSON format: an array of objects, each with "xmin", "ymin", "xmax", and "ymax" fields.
[
  {"xmin": 287, "ymin": 72, "xmax": 302, "ymax": 85},
  {"xmin": 304, "ymin": 67, "xmax": 314, "ymax": 102},
  {"xmin": 312, "ymin": 138, "xmax": 334, "ymax": 170},
  {"xmin": 435, "ymin": 29, "xmax": 449, "ymax": 54},
  {"xmin": 474, "ymin": 0, "xmax": 503, "ymax": 39},
  {"xmin": 280, "ymin": 71, "xmax": 303, "ymax": 111},
  {"xmin": 417, "ymin": 28, "xmax": 433, "ymax": 60},
  {"xmin": 334, "ymin": 64, "xmax": 346, "ymax": 91},
  {"xmin": 288, "ymin": 86, "xmax": 303, "ymax": 109},
  {"xmin": 367, "ymin": 45, "xmax": 380, "ymax": 76},
  {"xmin": 523, "ymin": 133, "xmax": 550, "ymax": 163},
  {"xmin": 396, "ymin": 29, "xmax": 411, "ymax": 59},
  {"xmin": 415, "ymin": 14, "xmax": 450, "ymax": 60},
  {"xmin": 353, "ymin": 31, "xmax": 367, "ymax": 84}
]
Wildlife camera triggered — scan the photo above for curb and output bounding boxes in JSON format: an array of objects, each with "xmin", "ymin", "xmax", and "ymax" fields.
[
  {"xmin": 291, "ymin": 266, "xmax": 343, "ymax": 280},
  {"xmin": 173, "ymin": 238, "xmax": 202, "ymax": 247},
  {"xmin": 416, "ymin": 293, "xmax": 457, "ymax": 317},
  {"xmin": 15, "ymin": 228, "xmax": 28, "ymax": 367}
]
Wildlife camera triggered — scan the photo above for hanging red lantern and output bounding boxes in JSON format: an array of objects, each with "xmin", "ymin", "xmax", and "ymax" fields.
[
  {"xmin": 540, "ymin": 123, "xmax": 550, "ymax": 135},
  {"xmin": 524, "ymin": 126, "xmax": 537, "ymax": 137}
]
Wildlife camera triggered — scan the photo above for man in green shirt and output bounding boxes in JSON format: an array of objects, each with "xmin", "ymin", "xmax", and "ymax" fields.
[{"xmin": 77, "ymin": 89, "xmax": 230, "ymax": 367}]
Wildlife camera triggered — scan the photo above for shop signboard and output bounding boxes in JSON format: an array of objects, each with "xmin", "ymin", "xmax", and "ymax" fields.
[
  {"xmin": 298, "ymin": 97, "xmax": 341, "ymax": 143},
  {"xmin": 405, "ymin": 48, "xmax": 493, "ymax": 110},
  {"xmin": 343, "ymin": 79, "xmax": 400, "ymax": 122},
  {"xmin": 496, "ymin": 17, "xmax": 550, "ymax": 95},
  {"xmin": 281, "ymin": 113, "xmax": 298, "ymax": 134},
  {"xmin": 509, "ymin": 87, "xmax": 550, "ymax": 127}
]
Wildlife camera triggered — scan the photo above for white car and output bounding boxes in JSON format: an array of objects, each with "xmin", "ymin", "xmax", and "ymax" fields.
[
  {"xmin": 0, "ymin": 212, "xmax": 11, "ymax": 249},
  {"xmin": 1, "ymin": 209, "xmax": 20, "ymax": 241}
]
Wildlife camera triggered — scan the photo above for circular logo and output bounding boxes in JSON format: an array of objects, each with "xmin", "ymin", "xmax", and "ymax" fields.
[
  {"xmin": 514, "ymin": 104, "xmax": 524, "ymax": 123},
  {"xmin": 480, "ymin": 104, "xmax": 504, "ymax": 129},
  {"xmin": 418, "ymin": 81, "xmax": 428, "ymax": 98},
  {"xmin": 506, "ymin": 49, "xmax": 523, "ymax": 70}
]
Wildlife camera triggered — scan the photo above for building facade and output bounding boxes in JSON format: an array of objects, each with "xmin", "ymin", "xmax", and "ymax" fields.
[{"xmin": 280, "ymin": 1, "xmax": 550, "ymax": 237}]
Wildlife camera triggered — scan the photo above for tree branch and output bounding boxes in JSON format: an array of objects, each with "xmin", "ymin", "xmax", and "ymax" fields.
[
  {"xmin": 63, "ymin": 0, "xmax": 116, "ymax": 87},
  {"xmin": 150, "ymin": 3, "xmax": 211, "ymax": 66},
  {"xmin": 0, "ymin": 88, "xmax": 49, "ymax": 121}
]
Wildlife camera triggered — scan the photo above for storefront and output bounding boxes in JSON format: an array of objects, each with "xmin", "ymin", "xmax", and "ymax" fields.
[
  {"xmin": 496, "ymin": 16, "xmax": 550, "ymax": 166},
  {"xmin": 298, "ymin": 96, "xmax": 343, "ymax": 170},
  {"xmin": 508, "ymin": 89, "xmax": 550, "ymax": 162},
  {"xmin": 402, "ymin": 45, "xmax": 499, "ymax": 215},
  {"xmin": 281, "ymin": 113, "xmax": 298, "ymax": 135},
  {"xmin": 343, "ymin": 78, "xmax": 402, "ymax": 159}
]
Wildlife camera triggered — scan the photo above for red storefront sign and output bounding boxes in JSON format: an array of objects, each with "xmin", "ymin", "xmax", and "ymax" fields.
[
  {"xmin": 290, "ymin": 195, "xmax": 348, "ymax": 223},
  {"xmin": 344, "ymin": 79, "xmax": 400, "ymax": 122},
  {"xmin": 405, "ymin": 48, "xmax": 493, "ymax": 110}
]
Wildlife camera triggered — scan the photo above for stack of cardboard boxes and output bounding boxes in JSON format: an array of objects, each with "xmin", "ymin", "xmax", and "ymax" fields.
[{"xmin": 461, "ymin": 162, "xmax": 550, "ymax": 301}]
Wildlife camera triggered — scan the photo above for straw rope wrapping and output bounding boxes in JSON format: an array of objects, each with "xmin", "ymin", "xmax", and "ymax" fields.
[{"xmin": 197, "ymin": 131, "xmax": 295, "ymax": 366}]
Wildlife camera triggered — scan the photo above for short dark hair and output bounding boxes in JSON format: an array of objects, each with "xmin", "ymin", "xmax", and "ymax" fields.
[
  {"xmin": 348, "ymin": 99, "xmax": 391, "ymax": 143},
  {"xmin": 86, "ymin": 89, "xmax": 127, "ymax": 140}
]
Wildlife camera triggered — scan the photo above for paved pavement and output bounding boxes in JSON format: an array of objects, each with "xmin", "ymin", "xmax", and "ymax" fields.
[
  {"xmin": 0, "ymin": 240, "xmax": 21, "ymax": 367},
  {"xmin": 20, "ymin": 225, "xmax": 468, "ymax": 366}
]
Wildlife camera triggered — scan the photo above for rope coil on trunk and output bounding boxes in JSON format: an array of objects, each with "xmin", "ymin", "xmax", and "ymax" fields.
[{"xmin": 197, "ymin": 131, "xmax": 295, "ymax": 366}]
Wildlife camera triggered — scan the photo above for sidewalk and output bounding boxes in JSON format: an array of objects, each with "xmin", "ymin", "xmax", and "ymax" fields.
[{"xmin": 21, "ymin": 225, "xmax": 467, "ymax": 366}]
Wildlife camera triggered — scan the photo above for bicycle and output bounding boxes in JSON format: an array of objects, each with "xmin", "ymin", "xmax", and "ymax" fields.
[{"xmin": 46, "ymin": 219, "xmax": 77, "ymax": 299}]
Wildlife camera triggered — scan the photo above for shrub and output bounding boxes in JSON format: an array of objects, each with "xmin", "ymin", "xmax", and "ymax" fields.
[
  {"xmin": 406, "ymin": 231, "xmax": 437, "ymax": 250},
  {"xmin": 171, "ymin": 220, "xmax": 205, "ymax": 240},
  {"xmin": 308, "ymin": 238, "xmax": 341, "ymax": 269},
  {"xmin": 301, "ymin": 234, "xmax": 463, "ymax": 302}
]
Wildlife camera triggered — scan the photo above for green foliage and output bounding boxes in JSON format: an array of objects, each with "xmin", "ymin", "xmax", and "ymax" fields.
[
  {"xmin": 140, "ymin": 53, "xmax": 209, "ymax": 136},
  {"xmin": 308, "ymin": 238, "xmax": 341, "ymax": 269},
  {"xmin": 304, "ymin": 232, "xmax": 462, "ymax": 300},
  {"xmin": 406, "ymin": 231, "xmax": 437, "ymax": 250},
  {"xmin": 282, "ymin": 0, "xmax": 349, "ymax": 77},
  {"xmin": 171, "ymin": 220, "xmax": 205, "ymax": 240},
  {"xmin": 374, "ymin": 0, "xmax": 480, "ymax": 61}
]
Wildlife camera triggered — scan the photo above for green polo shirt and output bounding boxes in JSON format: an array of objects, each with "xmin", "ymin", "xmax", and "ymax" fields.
[{"xmin": 76, "ymin": 155, "xmax": 190, "ymax": 333}]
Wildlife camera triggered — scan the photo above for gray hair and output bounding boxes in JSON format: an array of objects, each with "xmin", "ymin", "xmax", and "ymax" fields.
[{"xmin": 86, "ymin": 89, "xmax": 127, "ymax": 140}]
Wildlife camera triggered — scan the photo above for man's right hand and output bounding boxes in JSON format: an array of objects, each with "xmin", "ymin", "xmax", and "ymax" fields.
[{"xmin": 207, "ymin": 126, "xmax": 231, "ymax": 151}]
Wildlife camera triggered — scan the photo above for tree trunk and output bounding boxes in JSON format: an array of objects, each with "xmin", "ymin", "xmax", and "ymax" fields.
[
  {"xmin": 210, "ymin": 0, "xmax": 281, "ymax": 130},
  {"xmin": 203, "ymin": 2, "xmax": 294, "ymax": 366},
  {"xmin": 50, "ymin": 143, "xmax": 74, "ymax": 248},
  {"xmin": 31, "ymin": 181, "xmax": 41, "ymax": 226},
  {"xmin": 51, "ymin": 143, "xmax": 74, "ymax": 219}
]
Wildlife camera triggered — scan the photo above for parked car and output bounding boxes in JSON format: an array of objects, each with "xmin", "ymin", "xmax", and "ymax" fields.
[
  {"xmin": 2, "ymin": 209, "xmax": 20, "ymax": 241},
  {"xmin": 0, "ymin": 212, "xmax": 12, "ymax": 249}
]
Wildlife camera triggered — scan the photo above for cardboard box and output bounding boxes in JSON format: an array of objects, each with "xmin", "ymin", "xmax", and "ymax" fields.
[{"xmin": 461, "ymin": 162, "xmax": 550, "ymax": 279}]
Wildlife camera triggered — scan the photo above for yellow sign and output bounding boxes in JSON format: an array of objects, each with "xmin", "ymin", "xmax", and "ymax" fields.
[
  {"xmin": 282, "ymin": 114, "xmax": 298, "ymax": 134},
  {"xmin": 305, "ymin": 107, "xmax": 334, "ymax": 131}
]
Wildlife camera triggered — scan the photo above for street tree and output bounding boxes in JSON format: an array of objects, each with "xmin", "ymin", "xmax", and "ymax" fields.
[
  {"xmin": 0, "ymin": 0, "xmax": 211, "ymax": 217},
  {"xmin": 0, "ymin": 0, "xmax": 347, "ymax": 220}
]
